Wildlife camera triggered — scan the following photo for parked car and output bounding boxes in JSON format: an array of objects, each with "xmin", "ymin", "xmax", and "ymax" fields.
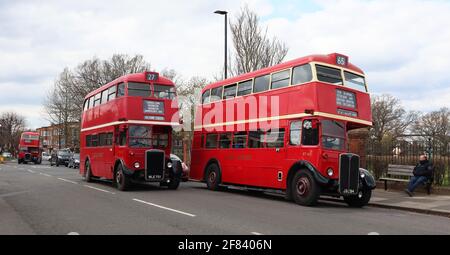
[
  {"xmin": 1, "ymin": 152, "xmax": 12, "ymax": 159},
  {"xmin": 170, "ymin": 154, "xmax": 189, "ymax": 182},
  {"xmin": 42, "ymin": 152, "xmax": 51, "ymax": 161},
  {"xmin": 68, "ymin": 153, "xmax": 80, "ymax": 169},
  {"xmin": 50, "ymin": 149, "xmax": 71, "ymax": 167}
]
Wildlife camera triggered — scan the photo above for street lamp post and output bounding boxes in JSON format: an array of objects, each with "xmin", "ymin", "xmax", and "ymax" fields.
[{"xmin": 214, "ymin": 10, "xmax": 228, "ymax": 79}]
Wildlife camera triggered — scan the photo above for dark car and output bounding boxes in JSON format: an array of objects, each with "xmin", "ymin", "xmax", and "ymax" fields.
[
  {"xmin": 68, "ymin": 153, "xmax": 80, "ymax": 169},
  {"xmin": 50, "ymin": 149, "xmax": 71, "ymax": 167}
]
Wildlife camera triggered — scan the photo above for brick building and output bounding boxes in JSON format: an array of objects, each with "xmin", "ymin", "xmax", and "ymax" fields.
[{"xmin": 36, "ymin": 122, "xmax": 80, "ymax": 152}]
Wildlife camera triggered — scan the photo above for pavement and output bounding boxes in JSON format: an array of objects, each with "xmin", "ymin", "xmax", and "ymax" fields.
[
  {"xmin": 368, "ymin": 189, "xmax": 450, "ymax": 217},
  {"xmin": 1, "ymin": 160, "xmax": 450, "ymax": 235}
]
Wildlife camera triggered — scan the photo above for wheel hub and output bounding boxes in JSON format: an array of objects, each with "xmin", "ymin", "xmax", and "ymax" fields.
[
  {"xmin": 209, "ymin": 171, "xmax": 216, "ymax": 184},
  {"xmin": 297, "ymin": 177, "xmax": 310, "ymax": 196}
]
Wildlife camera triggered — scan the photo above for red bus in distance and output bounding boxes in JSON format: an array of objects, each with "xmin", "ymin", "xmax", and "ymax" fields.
[
  {"xmin": 80, "ymin": 71, "xmax": 183, "ymax": 191},
  {"xmin": 18, "ymin": 131, "xmax": 42, "ymax": 164},
  {"xmin": 190, "ymin": 53, "xmax": 376, "ymax": 207}
]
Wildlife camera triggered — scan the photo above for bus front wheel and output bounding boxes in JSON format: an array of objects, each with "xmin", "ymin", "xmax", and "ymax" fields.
[
  {"xmin": 206, "ymin": 163, "xmax": 222, "ymax": 191},
  {"xmin": 291, "ymin": 171, "xmax": 320, "ymax": 206},
  {"xmin": 344, "ymin": 189, "xmax": 372, "ymax": 208},
  {"xmin": 115, "ymin": 164, "xmax": 130, "ymax": 191},
  {"xmin": 167, "ymin": 176, "xmax": 180, "ymax": 190}
]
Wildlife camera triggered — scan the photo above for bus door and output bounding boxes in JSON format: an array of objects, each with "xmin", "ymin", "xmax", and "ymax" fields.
[
  {"xmin": 252, "ymin": 128, "xmax": 286, "ymax": 189},
  {"xmin": 103, "ymin": 131, "xmax": 115, "ymax": 179}
]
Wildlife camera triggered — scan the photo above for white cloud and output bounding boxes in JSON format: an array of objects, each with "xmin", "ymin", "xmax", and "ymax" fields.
[
  {"xmin": 1, "ymin": 0, "xmax": 449, "ymax": 129},
  {"xmin": 262, "ymin": 0, "xmax": 450, "ymax": 112}
]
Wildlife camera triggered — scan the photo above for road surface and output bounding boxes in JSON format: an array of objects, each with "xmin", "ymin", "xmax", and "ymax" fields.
[{"xmin": 1, "ymin": 161, "xmax": 449, "ymax": 235}]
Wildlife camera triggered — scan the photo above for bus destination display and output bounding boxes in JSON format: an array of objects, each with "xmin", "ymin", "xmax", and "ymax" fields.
[{"xmin": 143, "ymin": 100, "xmax": 164, "ymax": 114}]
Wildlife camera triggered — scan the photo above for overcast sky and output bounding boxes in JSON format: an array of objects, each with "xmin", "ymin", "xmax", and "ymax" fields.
[{"xmin": 1, "ymin": 0, "xmax": 449, "ymax": 129}]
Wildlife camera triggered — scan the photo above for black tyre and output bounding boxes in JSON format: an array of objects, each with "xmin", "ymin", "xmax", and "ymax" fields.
[
  {"xmin": 167, "ymin": 175, "xmax": 180, "ymax": 190},
  {"xmin": 344, "ymin": 189, "xmax": 372, "ymax": 208},
  {"xmin": 205, "ymin": 163, "xmax": 222, "ymax": 191},
  {"xmin": 114, "ymin": 164, "xmax": 130, "ymax": 191},
  {"xmin": 291, "ymin": 171, "xmax": 320, "ymax": 206},
  {"xmin": 18, "ymin": 159, "xmax": 22, "ymax": 164},
  {"xmin": 84, "ymin": 160, "xmax": 93, "ymax": 183}
]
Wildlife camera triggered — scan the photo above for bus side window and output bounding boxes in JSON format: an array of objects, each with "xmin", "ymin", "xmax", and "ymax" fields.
[
  {"xmin": 205, "ymin": 134, "xmax": 218, "ymax": 149},
  {"xmin": 302, "ymin": 120, "xmax": 319, "ymax": 146},
  {"xmin": 289, "ymin": 121, "xmax": 302, "ymax": 145},
  {"xmin": 232, "ymin": 132, "xmax": 247, "ymax": 148},
  {"xmin": 266, "ymin": 129, "xmax": 285, "ymax": 148},
  {"xmin": 248, "ymin": 131, "xmax": 264, "ymax": 148},
  {"xmin": 219, "ymin": 133, "xmax": 232, "ymax": 148},
  {"xmin": 117, "ymin": 83, "xmax": 125, "ymax": 97}
]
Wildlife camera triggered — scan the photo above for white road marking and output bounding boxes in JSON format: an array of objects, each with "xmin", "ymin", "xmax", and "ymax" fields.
[
  {"xmin": 84, "ymin": 185, "xmax": 115, "ymax": 194},
  {"xmin": 251, "ymin": 232, "xmax": 263, "ymax": 235},
  {"xmin": 368, "ymin": 232, "xmax": 380, "ymax": 235},
  {"xmin": 58, "ymin": 178, "xmax": 78, "ymax": 184},
  {"xmin": 27, "ymin": 170, "xmax": 35, "ymax": 173},
  {"xmin": 132, "ymin": 198, "xmax": 196, "ymax": 217},
  {"xmin": 67, "ymin": 232, "xmax": 80, "ymax": 235},
  {"xmin": 39, "ymin": 172, "xmax": 52, "ymax": 177}
]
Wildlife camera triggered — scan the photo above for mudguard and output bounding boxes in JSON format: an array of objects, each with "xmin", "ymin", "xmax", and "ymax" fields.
[
  {"xmin": 292, "ymin": 160, "xmax": 330, "ymax": 185},
  {"xmin": 359, "ymin": 168, "xmax": 376, "ymax": 190},
  {"xmin": 170, "ymin": 159, "xmax": 183, "ymax": 178}
]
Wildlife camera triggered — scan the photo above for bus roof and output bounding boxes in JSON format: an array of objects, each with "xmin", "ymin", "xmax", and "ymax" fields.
[
  {"xmin": 21, "ymin": 131, "xmax": 39, "ymax": 136},
  {"xmin": 203, "ymin": 53, "xmax": 364, "ymax": 92},
  {"xmin": 85, "ymin": 72, "xmax": 175, "ymax": 99}
]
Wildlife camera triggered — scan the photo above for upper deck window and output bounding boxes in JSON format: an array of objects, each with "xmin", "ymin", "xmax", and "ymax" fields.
[
  {"xmin": 344, "ymin": 71, "xmax": 367, "ymax": 92},
  {"xmin": 253, "ymin": 74, "xmax": 270, "ymax": 93},
  {"xmin": 210, "ymin": 87, "xmax": 223, "ymax": 102},
  {"xmin": 292, "ymin": 64, "xmax": 313, "ymax": 85},
  {"xmin": 223, "ymin": 84, "xmax": 237, "ymax": 99},
  {"xmin": 154, "ymin": 84, "xmax": 176, "ymax": 99},
  {"xmin": 93, "ymin": 93, "xmax": 101, "ymax": 107},
  {"xmin": 271, "ymin": 70, "xmax": 290, "ymax": 89},
  {"xmin": 101, "ymin": 89, "xmax": 108, "ymax": 104},
  {"xmin": 128, "ymin": 82, "xmax": 151, "ymax": 97},
  {"xmin": 316, "ymin": 65, "xmax": 343, "ymax": 85},
  {"xmin": 117, "ymin": 83, "xmax": 125, "ymax": 97},
  {"xmin": 202, "ymin": 90, "xmax": 211, "ymax": 104},
  {"xmin": 237, "ymin": 80, "xmax": 253, "ymax": 96},
  {"xmin": 107, "ymin": 85, "xmax": 116, "ymax": 101}
]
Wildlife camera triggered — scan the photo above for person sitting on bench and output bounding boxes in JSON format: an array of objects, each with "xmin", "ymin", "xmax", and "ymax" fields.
[{"xmin": 405, "ymin": 154, "xmax": 433, "ymax": 197}]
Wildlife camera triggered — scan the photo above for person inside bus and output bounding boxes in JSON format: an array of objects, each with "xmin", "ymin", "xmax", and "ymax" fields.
[{"xmin": 404, "ymin": 154, "xmax": 434, "ymax": 197}]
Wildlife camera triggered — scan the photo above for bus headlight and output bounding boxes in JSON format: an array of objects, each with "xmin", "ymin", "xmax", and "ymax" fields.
[
  {"xmin": 134, "ymin": 162, "xmax": 140, "ymax": 169},
  {"xmin": 167, "ymin": 162, "xmax": 173, "ymax": 168},
  {"xmin": 327, "ymin": 168, "xmax": 334, "ymax": 177},
  {"xmin": 360, "ymin": 172, "xmax": 366, "ymax": 179}
]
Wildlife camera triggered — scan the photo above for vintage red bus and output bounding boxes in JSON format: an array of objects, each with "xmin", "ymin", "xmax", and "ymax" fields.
[
  {"xmin": 80, "ymin": 71, "xmax": 183, "ymax": 191},
  {"xmin": 190, "ymin": 53, "xmax": 376, "ymax": 207},
  {"xmin": 18, "ymin": 131, "xmax": 42, "ymax": 164}
]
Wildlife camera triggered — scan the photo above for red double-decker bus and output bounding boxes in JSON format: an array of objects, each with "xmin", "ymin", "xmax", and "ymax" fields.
[
  {"xmin": 18, "ymin": 131, "xmax": 42, "ymax": 164},
  {"xmin": 190, "ymin": 53, "xmax": 376, "ymax": 207},
  {"xmin": 80, "ymin": 71, "xmax": 183, "ymax": 191}
]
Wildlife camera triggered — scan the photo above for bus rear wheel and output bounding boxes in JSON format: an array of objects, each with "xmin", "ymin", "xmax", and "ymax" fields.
[
  {"xmin": 115, "ymin": 164, "xmax": 130, "ymax": 191},
  {"xmin": 84, "ymin": 161, "xmax": 93, "ymax": 183},
  {"xmin": 291, "ymin": 171, "xmax": 320, "ymax": 206},
  {"xmin": 206, "ymin": 163, "xmax": 222, "ymax": 191}
]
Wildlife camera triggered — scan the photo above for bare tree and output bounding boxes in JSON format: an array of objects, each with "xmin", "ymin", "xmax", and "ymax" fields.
[
  {"xmin": 0, "ymin": 111, "xmax": 26, "ymax": 155},
  {"xmin": 413, "ymin": 107, "xmax": 450, "ymax": 146},
  {"xmin": 229, "ymin": 5, "xmax": 288, "ymax": 76},
  {"xmin": 44, "ymin": 54, "xmax": 152, "ymax": 149},
  {"xmin": 370, "ymin": 94, "xmax": 418, "ymax": 143}
]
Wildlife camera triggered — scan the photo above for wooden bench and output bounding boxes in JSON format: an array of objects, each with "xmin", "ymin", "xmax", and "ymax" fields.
[{"xmin": 379, "ymin": 164, "xmax": 433, "ymax": 195}]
